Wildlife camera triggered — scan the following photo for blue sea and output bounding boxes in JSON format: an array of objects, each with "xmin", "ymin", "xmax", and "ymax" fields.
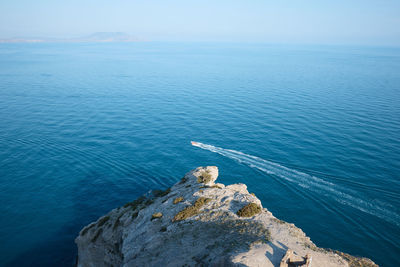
[{"xmin": 0, "ymin": 42, "xmax": 399, "ymax": 266}]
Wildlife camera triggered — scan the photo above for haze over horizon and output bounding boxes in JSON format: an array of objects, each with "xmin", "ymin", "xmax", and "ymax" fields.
[{"xmin": 0, "ymin": 0, "xmax": 399, "ymax": 46}]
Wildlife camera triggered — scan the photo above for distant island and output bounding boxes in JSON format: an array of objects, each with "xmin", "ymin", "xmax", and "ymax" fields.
[{"xmin": 0, "ymin": 32, "xmax": 140, "ymax": 43}]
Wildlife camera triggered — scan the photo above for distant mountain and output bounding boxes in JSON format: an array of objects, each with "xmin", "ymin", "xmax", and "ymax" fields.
[
  {"xmin": 0, "ymin": 32, "xmax": 140, "ymax": 43},
  {"xmin": 0, "ymin": 38, "xmax": 46, "ymax": 43},
  {"xmin": 71, "ymin": 32, "xmax": 140, "ymax": 42}
]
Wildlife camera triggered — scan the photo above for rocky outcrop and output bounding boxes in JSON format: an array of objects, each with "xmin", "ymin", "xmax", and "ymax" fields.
[{"xmin": 75, "ymin": 166, "xmax": 377, "ymax": 267}]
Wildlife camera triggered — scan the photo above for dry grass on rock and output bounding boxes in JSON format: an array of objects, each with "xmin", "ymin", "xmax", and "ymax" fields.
[
  {"xmin": 173, "ymin": 197, "xmax": 211, "ymax": 221},
  {"xmin": 236, "ymin": 203, "xmax": 262, "ymax": 217}
]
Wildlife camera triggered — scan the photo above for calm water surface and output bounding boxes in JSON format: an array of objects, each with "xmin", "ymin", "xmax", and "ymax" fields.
[{"xmin": 0, "ymin": 42, "xmax": 399, "ymax": 266}]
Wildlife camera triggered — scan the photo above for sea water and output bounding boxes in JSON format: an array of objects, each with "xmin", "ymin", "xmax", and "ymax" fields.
[{"xmin": 0, "ymin": 42, "xmax": 399, "ymax": 266}]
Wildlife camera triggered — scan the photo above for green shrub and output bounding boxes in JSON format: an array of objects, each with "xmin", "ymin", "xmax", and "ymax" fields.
[
  {"xmin": 173, "ymin": 197, "xmax": 211, "ymax": 222},
  {"xmin": 194, "ymin": 197, "xmax": 211, "ymax": 208},
  {"xmin": 236, "ymin": 203, "xmax": 262, "ymax": 217},
  {"xmin": 173, "ymin": 205, "xmax": 199, "ymax": 221}
]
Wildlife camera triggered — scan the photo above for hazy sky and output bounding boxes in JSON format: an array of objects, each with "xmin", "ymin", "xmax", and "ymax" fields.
[{"xmin": 0, "ymin": 0, "xmax": 399, "ymax": 45}]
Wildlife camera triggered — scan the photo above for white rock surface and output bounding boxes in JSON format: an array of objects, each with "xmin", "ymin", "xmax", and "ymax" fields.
[{"xmin": 75, "ymin": 166, "xmax": 377, "ymax": 267}]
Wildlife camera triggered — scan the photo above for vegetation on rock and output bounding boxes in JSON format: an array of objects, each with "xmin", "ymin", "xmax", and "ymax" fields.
[
  {"xmin": 154, "ymin": 188, "xmax": 171, "ymax": 198},
  {"xmin": 194, "ymin": 197, "xmax": 212, "ymax": 208},
  {"xmin": 236, "ymin": 203, "xmax": 262, "ymax": 217},
  {"xmin": 173, "ymin": 197, "xmax": 211, "ymax": 221},
  {"xmin": 173, "ymin": 196, "xmax": 184, "ymax": 204},
  {"xmin": 151, "ymin": 212, "xmax": 163, "ymax": 220},
  {"xmin": 97, "ymin": 216, "xmax": 110, "ymax": 227},
  {"xmin": 123, "ymin": 196, "xmax": 146, "ymax": 210}
]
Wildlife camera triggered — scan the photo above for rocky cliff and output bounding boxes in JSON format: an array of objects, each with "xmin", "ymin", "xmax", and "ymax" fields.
[{"xmin": 75, "ymin": 166, "xmax": 377, "ymax": 267}]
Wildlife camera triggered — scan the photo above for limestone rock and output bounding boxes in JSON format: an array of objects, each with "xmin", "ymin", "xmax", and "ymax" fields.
[{"xmin": 75, "ymin": 166, "xmax": 377, "ymax": 267}]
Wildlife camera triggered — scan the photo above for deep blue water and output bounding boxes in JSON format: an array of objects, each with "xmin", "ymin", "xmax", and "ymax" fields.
[{"xmin": 0, "ymin": 42, "xmax": 399, "ymax": 266}]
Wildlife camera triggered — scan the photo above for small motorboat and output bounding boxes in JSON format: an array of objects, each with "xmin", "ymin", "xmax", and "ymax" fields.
[{"xmin": 191, "ymin": 141, "xmax": 200, "ymax": 147}]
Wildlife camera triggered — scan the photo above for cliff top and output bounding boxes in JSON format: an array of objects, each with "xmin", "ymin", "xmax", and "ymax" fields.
[{"xmin": 75, "ymin": 166, "xmax": 377, "ymax": 267}]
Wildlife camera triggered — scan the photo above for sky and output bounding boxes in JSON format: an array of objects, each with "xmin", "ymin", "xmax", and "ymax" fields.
[{"xmin": 0, "ymin": 0, "xmax": 399, "ymax": 45}]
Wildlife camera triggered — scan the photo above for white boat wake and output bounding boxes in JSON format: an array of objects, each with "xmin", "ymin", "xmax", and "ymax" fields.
[{"xmin": 191, "ymin": 141, "xmax": 399, "ymax": 226}]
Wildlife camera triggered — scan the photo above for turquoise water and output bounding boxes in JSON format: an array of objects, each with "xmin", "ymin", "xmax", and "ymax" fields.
[{"xmin": 0, "ymin": 42, "xmax": 399, "ymax": 266}]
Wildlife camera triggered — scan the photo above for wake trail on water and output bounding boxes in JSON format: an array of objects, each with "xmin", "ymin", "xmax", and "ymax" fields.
[{"xmin": 192, "ymin": 141, "xmax": 400, "ymax": 227}]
